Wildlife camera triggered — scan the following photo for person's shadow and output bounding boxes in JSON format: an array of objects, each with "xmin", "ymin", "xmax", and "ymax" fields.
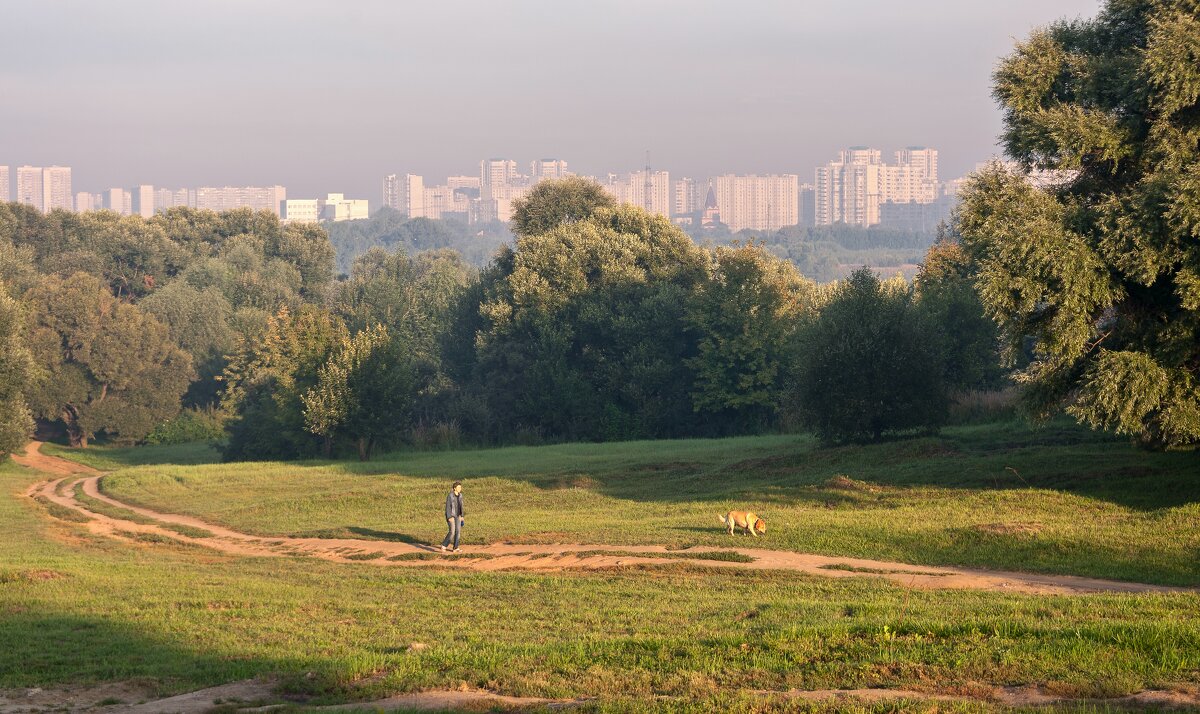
[{"xmin": 345, "ymin": 526, "xmax": 437, "ymax": 549}]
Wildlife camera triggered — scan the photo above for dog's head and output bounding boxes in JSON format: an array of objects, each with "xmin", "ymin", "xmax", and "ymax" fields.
[{"xmin": 753, "ymin": 518, "xmax": 766, "ymax": 534}]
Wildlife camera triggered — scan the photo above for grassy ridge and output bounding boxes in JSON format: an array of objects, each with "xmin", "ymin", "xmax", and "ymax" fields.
[
  {"xmin": 94, "ymin": 421, "xmax": 1200, "ymax": 586},
  {"xmin": 3, "ymin": 460, "xmax": 1200, "ymax": 709}
]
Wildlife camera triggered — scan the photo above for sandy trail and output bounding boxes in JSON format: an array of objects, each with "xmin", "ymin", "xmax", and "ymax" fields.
[{"xmin": 17, "ymin": 443, "xmax": 1196, "ymax": 596}]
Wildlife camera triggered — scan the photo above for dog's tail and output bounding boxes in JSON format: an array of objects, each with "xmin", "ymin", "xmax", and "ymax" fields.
[{"xmin": 718, "ymin": 513, "xmax": 729, "ymax": 525}]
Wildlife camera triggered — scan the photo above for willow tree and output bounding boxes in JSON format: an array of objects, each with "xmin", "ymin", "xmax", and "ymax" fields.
[{"xmin": 957, "ymin": 1, "xmax": 1200, "ymax": 447}]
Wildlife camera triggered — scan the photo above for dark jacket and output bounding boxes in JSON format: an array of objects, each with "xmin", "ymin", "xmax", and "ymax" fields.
[{"xmin": 445, "ymin": 491, "xmax": 464, "ymax": 519}]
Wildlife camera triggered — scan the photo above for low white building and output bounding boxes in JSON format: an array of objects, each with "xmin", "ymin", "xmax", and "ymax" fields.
[
  {"xmin": 319, "ymin": 193, "xmax": 369, "ymax": 221},
  {"xmin": 282, "ymin": 199, "xmax": 321, "ymax": 224}
]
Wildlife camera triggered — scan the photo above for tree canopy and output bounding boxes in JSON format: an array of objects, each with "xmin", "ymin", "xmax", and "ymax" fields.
[{"xmin": 957, "ymin": 0, "xmax": 1200, "ymax": 447}]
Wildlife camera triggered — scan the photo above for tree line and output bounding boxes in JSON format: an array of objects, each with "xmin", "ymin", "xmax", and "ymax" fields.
[
  {"xmin": 0, "ymin": 180, "xmax": 1003, "ymax": 459},
  {"xmin": 0, "ymin": 0, "xmax": 1196, "ymax": 457}
]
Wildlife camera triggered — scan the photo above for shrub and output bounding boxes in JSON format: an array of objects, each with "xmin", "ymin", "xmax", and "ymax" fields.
[{"xmin": 143, "ymin": 407, "xmax": 226, "ymax": 445}]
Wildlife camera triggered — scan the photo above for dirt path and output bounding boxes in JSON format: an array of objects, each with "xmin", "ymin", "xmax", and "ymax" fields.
[{"xmin": 18, "ymin": 443, "xmax": 1195, "ymax": 597}]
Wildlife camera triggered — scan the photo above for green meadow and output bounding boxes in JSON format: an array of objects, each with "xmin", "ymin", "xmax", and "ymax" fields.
[{"xmin": 3, "ymin": 420, "xmax": 1199, "ymax": 712}]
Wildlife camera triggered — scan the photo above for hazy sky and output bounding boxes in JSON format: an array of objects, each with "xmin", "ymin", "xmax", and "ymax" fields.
[{"xmin": 2, "ymin": 0, "xmax": 1102, "ymax": 202}]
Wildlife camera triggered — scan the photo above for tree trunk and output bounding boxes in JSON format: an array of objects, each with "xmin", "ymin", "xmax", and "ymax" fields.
[
  {"xmin": 321, "ymin": 436, "xmax": 333, "ymax": 459},
  {"xmin": 62, "ymin": 406, "xmax": 88, "ymax": 449},
  {"xmin": 357, "ymin": 437, "xmax": 369, "ymax": 461}
]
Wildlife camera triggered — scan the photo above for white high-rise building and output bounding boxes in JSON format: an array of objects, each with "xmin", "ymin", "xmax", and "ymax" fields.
[
  {"xmin": 133, "ymin": 184, "xmax": 155, "ymax": 218},
  {"xmin": 672, "ymin": 177, "xmax": 697, "ymax": 217},
  {"xmin": 530, "ymin": 159, "xmax": 569, "ymax": 181},
  {"xmin": 404, "ymin": 174, "xmax": 425, "ymax": 218},
  {"xmin": 105, "ymin": 188, "xmax": 132, "ymax": 216},
  {"xmin": 16, "ymin": 166, "xmax": 72, "ymax": 213},
  {"xmin": 153, "ymin": 187, "xmax": 193, "ymax": 212},
  {"xmin": 478, "ymin": 160, "xmax": 528, "ymax": 223},
  {"xmin": 16, "ymin": 167, "xmax": 42, "ymax": 210},
  {"xmin": 711, "ymin": 174, "xmax": 799, "ymax": 232},
  {"xmin": 75, "ymin": 192, "xmax": 100, "ymax": 212},
  {"xmin": 815, "ymin": 148, "xmax": 884, "ymax": 227},
  {"xmin": 43, "ymin": 167, "xmax": 72, "ymax": 212},
  {"xmin": 194, "ymin": 186, "xmax": 286, "ymax": 216},
  {"xmin": 0, "ymin": 166, "xmax": 8, "ymax": 203},
  {"xmin": 480, "ymin": 159, "xmax": 519, "ymax": 190},
  {"xmin": 383, "ymin": 174, "xmax": 401, "ymax": 212},
  {"xmin": 816, "ymin": 147, "xmax": 940, "ymax": 227}
]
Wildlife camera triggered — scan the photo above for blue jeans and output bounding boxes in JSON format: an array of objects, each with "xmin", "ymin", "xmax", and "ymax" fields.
[{"xmin": 442, "ymin": 518, "xmax": 463, "ymax": 548}]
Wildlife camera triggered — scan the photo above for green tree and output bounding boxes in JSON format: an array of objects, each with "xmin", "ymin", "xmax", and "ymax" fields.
[
  {"xmin": 25, "ymin": 273, "xmax": 194, "ymax": 447},
  {"xmin": 793, "ymin": 268, "xmax": 948, "ymax": 444},
  {"xmin": 956, "ymin": 1, "xmax": 1200, "ymax": 447},
  {"xmin": 476, "ymin": 205, "xmax": 710, "ymax": 441},
  {"xmin": 509, "ymin": 177, "xmax": 616, "ymax": 237},
  {"xmin": 0, "ymin": 285, "xmax": 35, "ymax": 457},
  {"xmin": 302, "ymin": 324, "xmax": 416, "ymax": 460},
  {"xmin": 687, "ymin": 242, "xmax": 819, "ymax": 431},
  {"xmin": 141, "ymin": 281, "xmax": 235, "ymax": 406},
  {"xmin": 220, "ymin": 304, "xmax": 347, "ymax": 460},
  {"xmin": 915, "ymin": 231, "xmax": 1006, "ymax": 391}
]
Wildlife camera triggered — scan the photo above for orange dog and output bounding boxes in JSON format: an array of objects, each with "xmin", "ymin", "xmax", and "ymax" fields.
[{"xmin": 719, "ymin": 511, "xmax": 766, "ymax": 537}]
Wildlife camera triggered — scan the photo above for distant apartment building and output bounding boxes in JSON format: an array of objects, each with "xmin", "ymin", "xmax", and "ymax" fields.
[
  {"xmin": 0, "ymin": 166, "xmax": 8, "ymax": 202},
  {"xmin": 672, "ymin": 177, "xmax": 697, "ymax": 217},
  {"xmin": 105, "ymin": 188, "xmax": 132, "ymax": 216},
  {"xmin": 194, "ymin": 185, "xmax": 286, "ymax": 216},
  {"xmin": 711, "ymin": 174, "xmax": 799, "ymax": 232},
  {"xmin": 382, "ymin": 174, "xmax": 402, "ymax": 212},
  {"xmin": 815, "ymin": 148, "xmax": 884, "ymax": 227},
  {"xmin": 404, "ymin": 174, "xmax": 425, "ymax": 218},
  {"xmin": 320, "ymin": 193, "xmax": 369, "ymax": 221},
  {"xmin": 16, "ymin": 165, "xmax": 72, "ymax": 213},
  {"xmin": 75, "ymin": 192, "xmax": 102, "ymax": 212},
  {"xmin": 133, "ymin": 184, "xmax": 155, "ymax": 218},
  {"xmin": 422, "ymin": 184, "xmax": 474, "ymax": 221},
  {"xmin": 798, "ymin": 183, "xmax": 816, "ymax": 228},
  {"xmin": 446, "ymin": 175, "xmax": 481, "ymax": 195},
  {"xmin": 530, "ymin": 159, "xmax": 569, "ymax": 181},
  {"xmin": 602, "ymin": 170, "xmax": 671, "ymax": 218},
  {"xmin": 154, "ymin": 187, "xmax": 193, "ymax": 212},
  {"xmin": 478, "ymin": 159, "xmax": 526, "ymax": 222},
  {"xmin": 815, "ymin": 147, "xmax": 940, "ymax": 228}
]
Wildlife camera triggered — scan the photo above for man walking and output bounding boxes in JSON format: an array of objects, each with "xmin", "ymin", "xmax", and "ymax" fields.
[{"xmin": 441, "ymin": 481, "xmax": 464, "ymax": 552}]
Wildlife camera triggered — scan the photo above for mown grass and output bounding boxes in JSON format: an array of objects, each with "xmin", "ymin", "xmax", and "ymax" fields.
[{"xmin": 94, "ymin": 420, "xmax": 1200, "ymax": 586}]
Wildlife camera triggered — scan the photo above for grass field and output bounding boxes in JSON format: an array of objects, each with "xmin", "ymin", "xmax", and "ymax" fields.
[
  {"xmin": 4, "ymin": 421, "xmax": 1199, "ymax": 711},
  {"xmin": 97, "ymin": 421, "xmax": 1200, "ymax": 586}
]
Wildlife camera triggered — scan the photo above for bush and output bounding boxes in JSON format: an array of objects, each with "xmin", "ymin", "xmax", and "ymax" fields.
[{"xmin": 143, "ymin": 407, "xmax": 226, "ymax": 445}]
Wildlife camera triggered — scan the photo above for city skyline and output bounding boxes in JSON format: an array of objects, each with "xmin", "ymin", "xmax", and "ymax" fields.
[
  {"xmin": 7, "ymin": 143, "xmax": 958, "ymax": 233},
  {"xmin": 2, "ymin": 0, "xmax": 1101, "ymax": 202}
]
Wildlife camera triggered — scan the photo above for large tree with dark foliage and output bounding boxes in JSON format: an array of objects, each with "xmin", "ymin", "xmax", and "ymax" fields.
[
  {"xmin": 475, "ymin": 205, "xmax": 710, "ymax": 441},
  {"xmin": 25, "ymin": 273, "xmax": 194, "ymax": 447},
  {"xmin": 793, "ymin": 268, "xmax": 948, "ymax": 444},
  {"xmin": 957, "ymin": 0, "xmax": 1200, "ymax": 447}
]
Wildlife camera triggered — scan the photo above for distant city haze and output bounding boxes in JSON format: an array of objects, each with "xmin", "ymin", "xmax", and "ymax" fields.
[{"xmin": 3, "ymin": 0, "xmax": 1101, "ymax": 202}]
